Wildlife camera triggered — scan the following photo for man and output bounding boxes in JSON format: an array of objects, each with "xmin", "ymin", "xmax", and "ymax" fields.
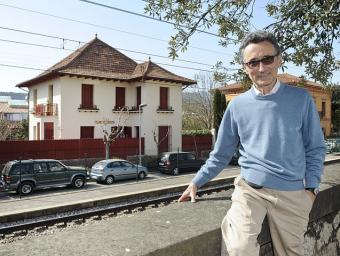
[{"xmin": 179, "ymin": 31, "xmax": 326, "ymax": 256}]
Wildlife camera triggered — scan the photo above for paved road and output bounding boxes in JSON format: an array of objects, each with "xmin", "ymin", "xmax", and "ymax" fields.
[{"xmin": 0, "ymin": 166, "xmax": 240, "ymax": 219}]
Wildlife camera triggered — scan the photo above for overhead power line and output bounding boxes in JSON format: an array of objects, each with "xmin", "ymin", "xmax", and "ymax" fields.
[
  {"xmin": 0, "ymin": 38, "xmax": 218, "ymax": 73},
  {"xmin": 0, "ymin": 60, "xmax": 216, "ymax": 74},
  {"xmin": 0, "ymin": 63, "xmax": 45, "ymax": 71},
  {"xmin": 0, "ymin": 3, "xmax": 233, "ymax": 56},
  {"xmin": 80, "ymin": 0, "xmax": 223, "ymax": 38},
  {"xmin": 0, "ymin": 26, "xmax": 215, "ymax": 67}
]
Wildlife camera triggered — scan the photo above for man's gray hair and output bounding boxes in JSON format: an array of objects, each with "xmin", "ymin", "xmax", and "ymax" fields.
[{"xmin": 239, "ymin": 31, "xmax": 281, "ymax": 59}]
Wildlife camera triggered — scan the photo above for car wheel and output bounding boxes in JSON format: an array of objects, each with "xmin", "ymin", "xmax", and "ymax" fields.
[
  {"xmin": 17, "ymin": 181, "xmax": 34, "ymax": 195},
  {"xmin": 105, "ymin": 175, "xmax": 115, "ymax": 185},
  {"xmin": 172, "ymin": 167, "xmax": 179, "ymax": 176},
  {"xmin": 72, "ymin": 176, "xmax": 85, "ymax": 188},
  {"xmin": 138, "ymin": 171, "xmax": 146, "ymax": 180}
]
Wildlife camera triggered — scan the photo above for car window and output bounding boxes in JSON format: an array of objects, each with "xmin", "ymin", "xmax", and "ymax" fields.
[
  {"xmin": 48, "ymin": 162, "xmax": 65, "ymax": 172},
  {"xmin": 93, "ymin": 161, "xmax": 106, "ymax": 168},
  {"xmin": 120, "ymin": 161, "xmax": 134, "ymax": 168},
  {"xmin": 9, "ymin": 164, "xmax": 21, "ymax": 175},
  {"xmin": 178, "ymin": 154, "xmax": 186, "ymax": 161},
  {"xmin": 9, "ymin": 163, "xmax": 33, "ymax": 175},
  {"xmin": 169, "ymin": 155, "xmax": 177, "ymax": 161},
  {"xmin": 185, "ymin": 153, "xmax": 196, "ymax": 160},
  {"xmin": 108, "ymin": 162, "xmax": 121, "ymax": 168},
  {"xmin": 160, "ymin": 154, "xmax": 169, "ymax": 161},
  {"xmin": 35, "ymin": 162, "xmax": 49, "ymax": 173}
]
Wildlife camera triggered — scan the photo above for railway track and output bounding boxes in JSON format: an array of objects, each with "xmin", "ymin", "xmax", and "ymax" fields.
[{"xmin": 0, "ymin": 178, "xmax": 235, "ymax": 238}]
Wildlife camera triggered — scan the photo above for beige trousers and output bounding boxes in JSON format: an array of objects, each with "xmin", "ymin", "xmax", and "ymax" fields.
[{"xmin": 221, "ymin": 176, "xmax": 314, "ymax": 256}]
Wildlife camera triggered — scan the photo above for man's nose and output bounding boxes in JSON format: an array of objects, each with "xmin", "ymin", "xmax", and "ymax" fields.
[{"xmin": 258, "ymin": 62, "xmax": 266, "ymax": 72}]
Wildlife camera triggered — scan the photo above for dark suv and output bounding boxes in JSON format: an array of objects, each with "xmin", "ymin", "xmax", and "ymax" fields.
[
  {"xmin": 1, "ymin": 159, "xmax": 88, "ymax": 195},
  {"xmin": 157, "ymin": 152, "xmax": 205, "ymax": 175}
]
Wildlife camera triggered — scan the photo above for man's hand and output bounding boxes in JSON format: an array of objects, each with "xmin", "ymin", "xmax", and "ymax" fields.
[
  {"xmin": 178, "ymin": 183, "xmax": 198, "ymax": 203},
  {"xmin": 305, "ymin": 190, "xmax": 316, "ymax": 202}
]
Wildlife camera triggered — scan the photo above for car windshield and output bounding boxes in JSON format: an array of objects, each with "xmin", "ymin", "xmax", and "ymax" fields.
[
  {"xmin": 160, "ymin": 154, "xmax": 169, "ymax": 162},
  {"xmin": 93, "ymin": 161, "xmax": 107, "ymax": 168}
]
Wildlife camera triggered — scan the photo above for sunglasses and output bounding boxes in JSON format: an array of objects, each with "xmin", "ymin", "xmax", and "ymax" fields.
[{"xmin": 244, "ymin": 54, "xmax": 279, "ymax": 69}]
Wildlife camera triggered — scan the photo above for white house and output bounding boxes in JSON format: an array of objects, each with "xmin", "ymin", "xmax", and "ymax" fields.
[{"xmin": 17, "ymin": 37, "xmax": 196, "ymax": 155}]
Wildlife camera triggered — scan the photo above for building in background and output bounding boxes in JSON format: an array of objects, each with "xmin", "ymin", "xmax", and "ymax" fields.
[
  {"xmin": 0, "ymin": 96, "xmax": 28, "ymax": 122},
  {"xmin": 219, "ymin": 73, "xmax": 332, "ymax": 136},
  {"xmin": 16, "ymin": 37, "xmax": 196, "ymax": 154}
]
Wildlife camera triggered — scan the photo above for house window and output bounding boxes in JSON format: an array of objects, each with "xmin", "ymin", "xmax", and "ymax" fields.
[
  {"xmin": 321, "ymin": 101, "xmax": 326, "ymax": 118},
  {"xmin": 159, "ymin": 87, "xmax": 168, "ymax": 110},
  {"xmin": 33, "ymin": 126, "xmax": 37, "ymax": 140},
  {"xmin": 80, "ymin": 126, "xmax": 94, "ymax": 139},
  {"xmin": 124, "ymin": 127, "xmax": 132, "ymax": 138},
  {"xmin": 33, "ymin": 89, "xmax": 37, "ymax": 107},
  {"xmin": 158, "ymin": 126, "xmax": 170, "ymax": 153},
  {"xmin": 136, "ymin": 86, "xmax": 141, "ymax": 107},
  {"xmin": 135, "ymin": 126, "xmax": 139, "ymax": 138},
  {"xmin": 115, "ymin": 87, "xmax": 126, "ymax": 109},
  {"xmin": 48, "ymin": 85, "xmax": 53, "ymax": 104},
  {"xmin": 37, "ymin": 122, "xmax": 40, "ymax": 140},
  {"xmin": 44, "ymin": 122, "xmax": 54, "ymax": 140},
  {"xmin": 81, "ymin": 84, "xmax": 93, "ymax": 109},
  {"xmin": 111, "ymin": 126, "xmax": 132, "ymax": 138}
]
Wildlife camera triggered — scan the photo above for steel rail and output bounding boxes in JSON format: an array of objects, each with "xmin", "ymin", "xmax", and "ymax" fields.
[{"xmin": 0, "ymin": 182, "xmax": 234, "ymax": 238}]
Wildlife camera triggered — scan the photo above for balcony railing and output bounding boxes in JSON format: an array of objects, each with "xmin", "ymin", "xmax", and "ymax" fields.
[
  {"xmin": 157, "ymin": 106, "xmax": 174, "ymax": 113},
  {"xmin": 32, "ymin": 103, "xmax": 58, "ymax": 116},
  {"xmin": 78, "ymin": 104, "xmax": 99, "ymax": 112},
  {"xmin": 112, "ymin": 106, "xmax": 141, "ymax": 113}
]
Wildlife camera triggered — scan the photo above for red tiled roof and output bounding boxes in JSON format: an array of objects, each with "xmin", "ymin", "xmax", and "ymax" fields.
[
  {"xmin": 0, "ymin": 102, "xmax": 28, "ymax": 114},
  {"xmin": 17, "ymin": 38, "xmax": 196, "ymax": 87}
]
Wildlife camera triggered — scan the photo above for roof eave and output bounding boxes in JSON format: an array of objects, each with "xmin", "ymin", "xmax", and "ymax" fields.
[{"xmin": 16, "ymin": 72, "xmax": 60, "ymax": 88}]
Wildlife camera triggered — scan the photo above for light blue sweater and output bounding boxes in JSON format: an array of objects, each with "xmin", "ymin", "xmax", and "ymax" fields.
[{"xmin": 192, "ymin": 83, "xmax": 326, "ymax": 190}]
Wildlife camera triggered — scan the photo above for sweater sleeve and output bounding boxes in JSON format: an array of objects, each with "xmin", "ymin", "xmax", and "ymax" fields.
[
  {"xmin": 191, "ymin": 101, "xmax": 239, "ymax": 188},
  {"xmin": 302, "ymin": 94, "xmax": 326, "ymax": 188}
]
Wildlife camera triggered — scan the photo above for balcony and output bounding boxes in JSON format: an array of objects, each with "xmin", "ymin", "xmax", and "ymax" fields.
[
  {"xmin": 157, "ymin": 106, "xmax": 174, "ymax": 113},
  {"xmin": 78, "ymin": 104, "xmax": 99, "ymax": 112},
  {"xmin": 32, "ymin": 103, "xmax": 58, "ymax": 116}
]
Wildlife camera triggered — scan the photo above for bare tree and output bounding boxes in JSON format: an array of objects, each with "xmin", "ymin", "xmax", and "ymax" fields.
[
  {"xmin": 152, "ymin": 125, "xmax": 169, "ymax": 155},
  {"xmin": 97, "ymin": 114, "xmax": 128, "ymax": 159},
  {"xmin": 0, "ymin": 120, "xmax": 20, "ymax": 140},
  {"xmin": 183, "ymin": 72, "xmax": 217, "ymax": 130}
]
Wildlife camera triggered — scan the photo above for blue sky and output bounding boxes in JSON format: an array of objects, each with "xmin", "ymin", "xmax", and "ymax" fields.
[{"xmin": 0, "ymin": 0, "xmax": 339, "ymax": 93}]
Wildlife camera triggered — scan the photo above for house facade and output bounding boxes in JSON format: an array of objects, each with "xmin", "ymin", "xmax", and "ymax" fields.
[
  {"xmin": 219, "ymin": 73, "xmax": 332, "ymax": 136},
  {"xmin": 17, "ymin": 37, "xmax": 195, "ymax": 155}
]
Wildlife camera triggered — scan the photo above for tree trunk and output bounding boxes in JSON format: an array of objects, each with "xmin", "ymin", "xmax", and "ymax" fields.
[{"xmin": 105, "ymin": 143, "xmax": 110, "ymax": 159}]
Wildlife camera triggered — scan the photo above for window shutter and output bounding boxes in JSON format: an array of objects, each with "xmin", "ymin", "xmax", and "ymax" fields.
[
  {"xmin": 136, "ymin": 87, "xmax": 141, "ymax": 107},
  {"xmin": 82, "ymin": 84, "xmax": 93, "ymax": 108},
  {"xmin": 44, "ymin": 122, "xmax": 54, "ymax": 140},
  {"xmin": 116, "ymin": 87, "xmax": 126, "ymax": 108},
  {"xmin": 160, "ymin": 87, "xmax": 168, "ymax": 109},
  {"xmin": 80, "ymin": 126, "xmax": 94, "ymax": 139}
]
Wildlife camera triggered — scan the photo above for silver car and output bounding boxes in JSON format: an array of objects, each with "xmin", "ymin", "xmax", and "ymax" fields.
[{"xmin": 90, "ymin": 159, "xmax": 148, "ymax": 184}]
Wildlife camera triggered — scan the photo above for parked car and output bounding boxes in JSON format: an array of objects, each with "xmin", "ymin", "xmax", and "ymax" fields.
[
  {"xmin": 1, "ymin": 159, "xmax": 89, "ymax": 195},
  {"xmin": 90, "ymin": 159, "xmax": 148, "ymax": 184},
  {"xmin": 157, "ymin": 152, "xmax": 205, "ymax": 175}
]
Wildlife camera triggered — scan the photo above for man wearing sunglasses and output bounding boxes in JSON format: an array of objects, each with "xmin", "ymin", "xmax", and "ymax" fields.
[{"xmin": 179, "ymin": 31, "xmax": 326, "ymax": 255}]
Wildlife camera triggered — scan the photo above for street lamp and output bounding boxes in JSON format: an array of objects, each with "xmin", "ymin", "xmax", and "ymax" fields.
[{"xmin": 139, "ymin": 103, "xmax": 147, "ymax": 166}]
